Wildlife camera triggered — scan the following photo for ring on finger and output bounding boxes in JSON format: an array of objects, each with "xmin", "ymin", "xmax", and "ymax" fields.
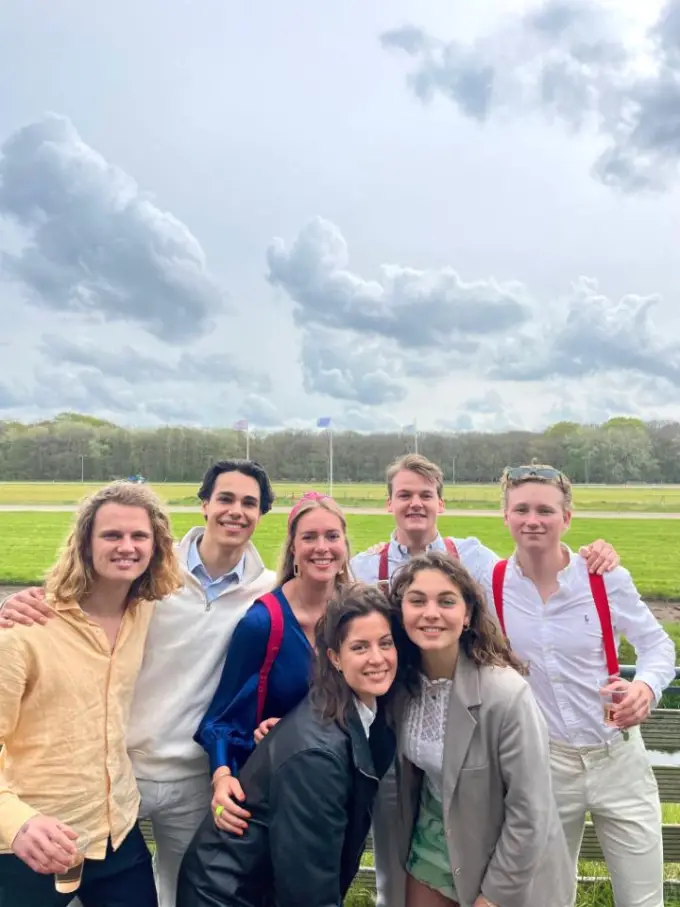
[{"xmin": 215, "ymin": 805, "xmax": 224, "ymax": 817}]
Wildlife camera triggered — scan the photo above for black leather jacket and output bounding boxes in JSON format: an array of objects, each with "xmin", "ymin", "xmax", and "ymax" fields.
[{"xmin": 176, "ymin": 694, "xmax": 395, "ymax": 907}]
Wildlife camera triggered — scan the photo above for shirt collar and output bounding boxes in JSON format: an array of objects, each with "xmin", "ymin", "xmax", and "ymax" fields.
[
  {"xmin": 509, "ymin": 543, "xmax": 576, "ymax": 579},
  {"xmin": 391, "ymin": 529, "xmax": 447, "ymax": 558},
  {"xmin": 188, "ymin": 533, "xmax": 246, "ymax": 584},
  {"xmin": 353, "ymin": 697, "xmax": 377, "ymax": 737}
]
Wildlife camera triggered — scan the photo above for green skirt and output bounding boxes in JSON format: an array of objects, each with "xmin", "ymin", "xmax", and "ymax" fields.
[{"xmin": 406, "ymin": 779, "xmax": 457, "ymax": 901}]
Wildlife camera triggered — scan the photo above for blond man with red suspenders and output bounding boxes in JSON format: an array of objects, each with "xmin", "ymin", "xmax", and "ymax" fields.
[
  {"xmin": 351, "ymin": 454, "xmax": 620, "ymax": 907},
  {"xmin": 481, "ymin": 465, "xmax": 675, "ymax": 907}
]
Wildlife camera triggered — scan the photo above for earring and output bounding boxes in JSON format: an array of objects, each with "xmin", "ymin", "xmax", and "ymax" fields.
[{"xmin": 293, "ymin": 562, "xmax": 299, "ymax": 577}]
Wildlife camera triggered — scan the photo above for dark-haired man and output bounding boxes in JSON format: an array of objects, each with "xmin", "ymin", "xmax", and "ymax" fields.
[{"xmin": 0, "ymin": 460, "xmax": 277, "ymax": 907}]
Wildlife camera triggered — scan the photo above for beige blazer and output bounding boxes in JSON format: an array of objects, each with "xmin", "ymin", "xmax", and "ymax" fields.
[{"xmin": 394, "ymin": 653, "xmax": 574, "ymax": 907}]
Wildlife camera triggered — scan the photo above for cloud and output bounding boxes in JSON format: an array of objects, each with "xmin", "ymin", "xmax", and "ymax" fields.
[
  {"xmin": 267, "ymin": 216, "xmax": 531, "ymax": 352},
  {"xmin": 490, "ymin": 276, "xmax": 680, "ymax": 385},
  {"xmin": 381, "ymin": 0, "xmax": 680, "ymax": 191},
  {"xmin": 300, "ymin": 328, "xmax": 407, "ymax": 405},
  {"xmin": 39, "ymin": 333, "xmax": 271, "ymax": 391},
  {"xmin": 0, "ymin": 113, "xmax": 226, "ymax": 341},
  {"xmin": 0, "ymin": 382, "xmax": 23, "ymax": 409},
  {"xmin": 266, "ymin": 216, "xmax": 529, "ymax": 405},
  {"xmin": 238, "ymin": 394, "xmax": 279, "ymax": 427}
]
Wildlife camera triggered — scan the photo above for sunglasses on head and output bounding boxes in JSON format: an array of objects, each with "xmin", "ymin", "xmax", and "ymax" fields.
[{"xmin": 504, "ymin": 466, "xmax": 564, "ymax": 483}]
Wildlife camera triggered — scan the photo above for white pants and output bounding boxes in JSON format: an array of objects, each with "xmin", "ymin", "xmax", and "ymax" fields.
[
  {"xmin": 549, "ymin": 728, "xmax": 663, "ymax": 907},
  {"xmin": 137, "ymin": 774, "xmax": 213, "ymax": 907},
  {"xmin": 372, "ymin": 762, "xmax": 407, "ymax": 907}
]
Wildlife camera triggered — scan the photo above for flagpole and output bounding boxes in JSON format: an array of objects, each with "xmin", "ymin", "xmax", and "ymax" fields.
[
  {"xmin": 414, "ymin": 418, "xmax": 418, "ymax": 455},
  {"xmin": 329, "ymin": 427, "xmax": 334, "ymax": 497}
]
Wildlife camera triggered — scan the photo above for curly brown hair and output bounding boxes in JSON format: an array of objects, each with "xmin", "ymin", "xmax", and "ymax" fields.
[
  {"xmin": 310, "ymin": 582, "xmax": 397, "ymax": 726},
  {"xmin": 389, "ymin": 551, "xmax": 526, "ymax": 692},
  {"xmin": 45, "ymin": 481, "xmax": 183, "ymax": 607}
]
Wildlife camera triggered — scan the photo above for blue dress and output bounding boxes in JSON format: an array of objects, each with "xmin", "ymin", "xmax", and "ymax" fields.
[{"xmin": 195, "ymin": 586, "xmax": 314, "ymax": 776}]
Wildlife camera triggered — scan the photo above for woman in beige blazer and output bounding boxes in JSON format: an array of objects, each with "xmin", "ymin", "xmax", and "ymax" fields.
[{"xmin": 390, "ymin": 551, "xmax": 572, "ymax": 907}]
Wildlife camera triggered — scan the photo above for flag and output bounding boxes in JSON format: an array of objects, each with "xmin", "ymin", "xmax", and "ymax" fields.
[
  {"xmin": 233, "ymin": 419, "xmax": 248, "ymax": 431},
  {"xmin": 316, "ymin": 417, "xmax": 332, "ymax": 428}
]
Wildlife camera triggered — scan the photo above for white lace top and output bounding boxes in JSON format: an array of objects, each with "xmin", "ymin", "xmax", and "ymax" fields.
[{"xmin": 401, "ymin": 675, "xmax": 452, "ymax": 802}]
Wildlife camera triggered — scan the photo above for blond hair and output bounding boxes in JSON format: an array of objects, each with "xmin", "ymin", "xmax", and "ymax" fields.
[
  {"xmin": 277, "ymin": 496, "xmax": 352, "ymax": 587},
  {"xmin": 386, "ymin": 453, "xmax": 444, "ymax": 499},
  {"xmin": 45, "ymin": 481, "xmax": 183, "ymax": 607},
  {"xmin": 500, "ymin": 464, "xmax": 573, "ymax": 511}
]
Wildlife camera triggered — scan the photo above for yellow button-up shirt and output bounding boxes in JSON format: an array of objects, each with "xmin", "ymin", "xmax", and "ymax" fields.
[{"xmin": 0, "ymin": 597, "xmax": 155, "ymax": 857}]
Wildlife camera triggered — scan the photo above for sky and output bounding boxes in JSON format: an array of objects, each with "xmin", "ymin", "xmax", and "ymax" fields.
[{"xmin": 1, "ymin": 0, "xmax": 680, "ymax": 434}]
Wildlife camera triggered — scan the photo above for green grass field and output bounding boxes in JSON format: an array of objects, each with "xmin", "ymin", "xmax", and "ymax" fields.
[
  {"xmin": 2, "ymin": 511, "xmax": 680, "ymax": 599},
  {"xmin": 3, "ymin": 480, "xmax": 680, "ymax": 511}
]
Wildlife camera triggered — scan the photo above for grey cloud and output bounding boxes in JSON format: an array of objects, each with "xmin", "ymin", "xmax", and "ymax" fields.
[
  {"xmin": 381, "ymin": 26, "xmax": 494, "ymax": 119},
  {"xmin": 490, "ymin": 277, "xmax": 680, "ymax": 386},
  {"xmin": 0, "ymin": 114, "xmax": 226, "ymax": 340},
  {"xmin": 338, "ymin": 407, "xmax": 403, "ymax": 434},
  {"xmin": 267, "ymin": 217, "xmax": 530, "ymax": 353},
  {"xmin": 381, "ymin": 0, "xmax": 680, "ymax": 191},
  {"xmin": 238, "ymin": 394, "xmax": 279, "ymax": 428},
  {"xmin": 300, "ymin": 328, "xmax": 407, "ymax": 405},
  {"xmin": 379, "ymin": 25, "xmax": 430, "ymax": 56},
  {"xmin": 0, "ymin": 365, "xmax": 220, "ymax": 426},
  {"xmin": 464, "ymin": 390, "xmax": 507, "ymax": 415},
  {"xmin": 39, "ymin": 333, "xmax": 271, "ymax": 391},
  {"xmin": 435, "ymin": 414, "xmax": 475, "ymax": 432},
  {"xmin": 0, "ymin": 383, "xmax": 23, "ymax": 409}
]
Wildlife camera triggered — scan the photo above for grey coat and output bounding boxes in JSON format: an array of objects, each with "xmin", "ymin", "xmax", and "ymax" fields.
[{"xmin": 394, "ymin": 653, "xmax": 574, "ymax": 907}]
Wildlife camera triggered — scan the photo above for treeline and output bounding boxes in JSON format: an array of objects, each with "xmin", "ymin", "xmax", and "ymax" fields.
[{"xmin": 1, "ymin": 413, "xmax": 680, "ymax": 485}]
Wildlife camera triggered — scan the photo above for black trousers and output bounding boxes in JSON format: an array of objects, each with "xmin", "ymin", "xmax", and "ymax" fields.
[{"xmin": 0, "ymin": 822, "xmax": 157, "ymax": 907}]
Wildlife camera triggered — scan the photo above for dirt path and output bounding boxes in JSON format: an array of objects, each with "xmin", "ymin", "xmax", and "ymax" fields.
[
  {"xmin": 1, "ymin": 585, "xmax": 678, "ymax": 622},
  {"xmin": 1, "ymin": 504, "xmax": 680, "ymax": 519}
]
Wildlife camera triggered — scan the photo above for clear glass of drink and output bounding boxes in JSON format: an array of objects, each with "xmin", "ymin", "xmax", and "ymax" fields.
[
  {"xmin": 600, "ymin": 687, "xmax": 625, "ymax": 727},
  {"xmin": 54, "ymin": 830, "xmax": 90, "ymax": 894}
]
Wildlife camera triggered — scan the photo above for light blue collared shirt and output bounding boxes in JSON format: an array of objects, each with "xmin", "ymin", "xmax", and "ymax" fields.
[{"xmin": 187, "ymin": 534, "xmax": 246, "ymax": 604}]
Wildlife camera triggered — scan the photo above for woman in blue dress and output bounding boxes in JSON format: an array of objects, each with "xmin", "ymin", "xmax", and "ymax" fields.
[{"xmin": 194, "ymin": 490, "xmax": 353, "ymax": 831}]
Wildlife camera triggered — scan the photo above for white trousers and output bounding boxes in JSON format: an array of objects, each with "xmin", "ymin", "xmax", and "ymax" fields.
[
  {"xmin": 549, "ymin": 728, "xmax": 664, "ymax": 907},
  {"xmin": 137, "ymin": 774, "xmax": 213, "ymax": 907},
  {"xmin": 372, "ymin": 762, "xmax": 407, "ymax": 907}
]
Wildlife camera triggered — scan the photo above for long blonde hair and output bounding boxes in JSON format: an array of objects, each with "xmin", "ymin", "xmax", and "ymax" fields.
[
  {"xmin": 276, "ymin": 493, "xmax": 352, "ymax": 587},
  {"xmin": 45, "ymin": 481, "xmax": 183, "ymax": 607}
]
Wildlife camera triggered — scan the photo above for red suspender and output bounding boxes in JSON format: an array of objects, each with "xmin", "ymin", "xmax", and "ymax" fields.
[
  {"xmin": 491, "ymin": 560, "xmax": 619, "ymax": 676},
  {"xmin": 378, "ymin": 537, "xmax": 460, "ymax": 585},
  {"xmin": 492, "ymin": 559, "xmax": 509, "ymax": 635},
  {"xmin": 378, "ymin": 543, "xmax": 390, "ymax": 585},
  {"xmin": 589, "ymin": 573, "xmax": 620, "ymax": 677},
  {"xmin": 256, "ymin": 592, "xmax": 284, "ymax": 725},
  {"xmin": 444, "ymin": 537, "xmax": 460, "ymax": 560}
]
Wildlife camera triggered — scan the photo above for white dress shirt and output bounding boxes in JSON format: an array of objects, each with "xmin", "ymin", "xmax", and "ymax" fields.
[
  {"xmin": 350, "ymin": 531, "xmax": 500, "ymax": 588},
  {"xmin": 478, "ymin": 550, "xmax": 676, "ymax": 747}
]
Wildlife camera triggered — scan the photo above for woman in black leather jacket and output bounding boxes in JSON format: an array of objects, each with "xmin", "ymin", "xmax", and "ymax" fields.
[{"xmin": 176, "ymin": 583, "xmax": 397, "ymax": 907}]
